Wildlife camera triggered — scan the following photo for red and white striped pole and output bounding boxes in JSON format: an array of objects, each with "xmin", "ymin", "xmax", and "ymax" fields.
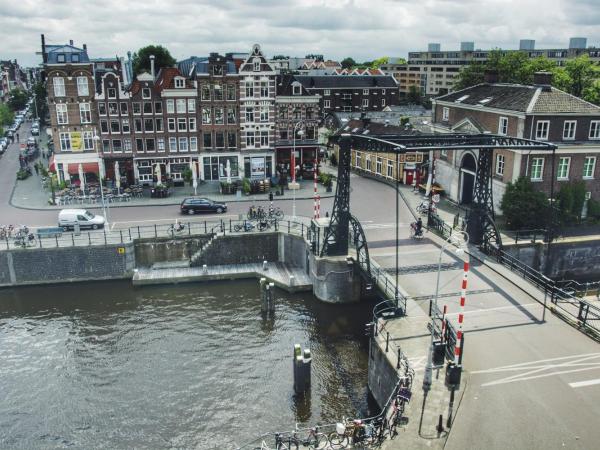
[
  {"xmin": 316, "ymin": 195, "xmax": 321, "ymax": 219},
  {"xmin": 313, "ymin": 158, "xmax": 318, "ymax": 219},
  {"xmin": 454, "ymin": 261, "xmax": 469, "ymax": 365}
]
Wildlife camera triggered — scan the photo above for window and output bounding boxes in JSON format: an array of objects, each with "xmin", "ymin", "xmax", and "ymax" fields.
[
  {"xmin": 498, "ymin": 117, "xmax": 508, "ymax": 135},
  {"xmin": 179, "ymin": 137, "xmax": 188, "ymax": 152},
  {"xmin": 120, "ymin": 102, "xmax": 128, "ymax": 114},
  {"xmin": 214, "ymin": 84, "xmax": 223, "ymax": 101},
  {"xmin": 366, "ymin": 156, "xmax": 372, "ymax": 171},
  {"xmin": 136, "ymin": 138, "xmax": 144, "ymax": 152},
  {"xmin": 442, "ymin": 107, "xmax": 449, "ymax": 121},
  {"xmin": 213, "ymin": 65, "xmax": 223, "ymax": 76},
  {"xmin": 293, "ymin": 84, "xmax": 302, "ymax": 95},
  {"xmin": 175, "ymin": 78, "xmax": 185, "ymax": 88},
  {"xmin": 215, "ymin": 108, "xmax": 224, "ymax": 125},
  {"xmin": 83, "ymin": 132, "xmax": 94, "ymax": 150},
  {"xmin": 176, "ymin": 99, "xmax": 186, "ymax": 114},
  {"xmin": 324, "ymin": 100, "xmax": 331, "ymax": 108},
  {"xmin": 142, "ymin": 88, "xmax": 151, "ymax": 99},
  {"xmin": 102, "ymin": 140, "xmax": 110, "ymax": 153},
  {"xmin": 56, "ymin": 104, "xmax": 68, "ymax": 124},
  {"xmin": 227, "ymin": 108, "xmax": 236, "ymax": 124},
  {"xmin": 146, "ymin": 138, "xmax": 155, "ymax": 152},
  {"xmin": 169, "ymin": 137, "xmax": 177, "ymax": 151},
  {"xmin": 260, "ymin": 131, "xmax": 269, "ymax": 147},
  {"xmin": 496, "ymin": 154, "xmax": 505, "ymax": 176},
  {"xmin": 57, "ymin": 54, "xmax": 65, "ymax": 63},
  {"xmin": 79, "ymin": 103, "xmax": 92, "ymax": 123},
  {"xmin": 133, "ymin": 102, "xmax": 141, "ymax": 114},
  {"xmin": 382, "ymin": 98, "xmax": 386, "ymax": 107},
  {"xmin": 143, "ymin": 102, "xmax": 153, "ymax": 114},
  {"xmin": 260, "ymin": 106, "xmax": 268, "ymax": 122},
  {"xmin": 293, "ymin": 108, "xmax": 301, "ymax": 120},
  {"xmin": 363, "ymin": 89, "xmax": 369, "ymax": 95},
  {"xmin": 112, "ymin": 139, "xmax": 122, "ymax": 152},
  {"xmin": 228, "ymin": 132, "xmax": 236, "ymax": 148},
  {"xmin": 157, "ymin": 138, "xmax": 165, "ymax": 152},
  {"xmin": 531, "ymin": 157, "xmax": 544, "ymax": 181},
  {"xmin": 245, "ymin": 82, "xmax": 254, "ymax": 98},
  {"xmin": 203, "ymin": 132, "xmax": 212, "ymax": 148},
  {"xmin": 144, "ymin": 118, "xmax": 154, "ymax": 132},
  {"xmin": 155, "ymin": 118, "xmax": 163, "ymax": 132},
  {"xmin": 342, "ymin": 106, "xmax": 351, "ymax": 112},
  {"xmin": 155, "ymin": 102, "xmax": 162, "ymax": 114},
  {"xmin": 134, "ymin": 118, "xmax": 143, "ymax": 133},
  {"xmin": 111, "ymin": 119, "xmax": 121, "ymax": 133},
  {"xmin": 306, "ymin": 127, "xmax": 315, "ymax": 140},
  {"xmin": 166, "ymin": 99, "xmax": 175, "ymax": 114},
  {"xmin": 324, "ymin": 89, "xmax": 330, "ymax": 96},
  {"xmin": 77, "ymin": 77, "xmax": 88, "ymax": 96},
  {"xmin": 177, "ymin": 118, "xmax": 187, "ymax": 131},
  {"xmin": 246, "ymin": 131, "xmax": 255, "ymax": 147},
  {"xmin": 100, "ymin": 119, "xmax": 109, "ymax": 134},
  {"xmin": 387, "ymin": 160, "xmax": 393, "ymax": 178},
  {"xmin": 216, "ymin": 132, "xmax": 225, "ymax": 148},
  {"xmin": 53, "ymin": 77, "xmax": 65, "ymax": 97},
  {"xmin": 362, "ymin": 99, "xmax": 369, "ymax": 108},
  {"xmin": 253, "ymin": 58, "xmax": 261, "ymax": 71},
  {"xmin": 190, "ymin": 137, "xmax": 198, "ymax": 151},
  {"xmin": 201, "ymin": 85, "xmax": 210, "ymax": 101},
  {"xmin": 108, "ymin": 102, "xmax": 118, "ymax": 115},
  {"xmin": 245, "ymin": 107, "xmax": 254, "ymax": 123},
  {"xmin": 107, "ymin": 88, "xmax": 116, "ymax": 99},
  {"xmin": 168, "ymin": 118, "xmax": 176, "ymax": 131},
  {"xmin": 227, "ymin": 84, "xmax": 236, "ymax": 101},
  {"xmin": 583, "ymin": 156, "xmax": 596, "ymax": 179},
  {"xmin": 260, "ymin": 81, "xmax": 269, "ymax": 98},
  {"xmin": 202, "ymin": 108, "xmax": 211, "ymax": 124},
  {"xmin": 187, "ymin": 99, "xmax": 196, "ymax": 113},
  {"xmin": 189, "ymin": 117, "xmax": 197, "ymax": 131},
  {"xmin": 563, "ymin": 120, "xmax": 576, "ymax": 140},
  {"xmin": 98, "ymin": 103, "xmax": 106, "ymax": 115},
  {"xmin": 280, "ymin": 129, "xmax": 288, "ymax": 140},
  {"xmin": 59, "ymin": 132, "xmax": 71, "ymax": 151},
  {"xmin": 536, "ymin": 120, "xmax": 550, "ymax": 140},
  {"xmin": 306, "ymin": 107, "xmax": 314, "ymax": 119},
  {"xmin": 123, "ymin": 138, "xmax": 132, "ymax": 152},
  {"xmin": 356, "ymin": 152, "xmax": 361, "ymax": 168},
  {"xmin": 589, "ymin": 121, "xmax": 600, "ymax": 139},
  {"xmin": 557, "ymin": 157, "xmax": 571, "ymax": 180},
  {"xmin": 122, "ymin": 118, "xmax": 130, "ymax": 133}
]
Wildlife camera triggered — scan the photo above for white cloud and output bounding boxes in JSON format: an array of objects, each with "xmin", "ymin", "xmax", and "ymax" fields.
[{"xmin": 0, "ymin": 0, "xmax": 598, "ymax": 66}]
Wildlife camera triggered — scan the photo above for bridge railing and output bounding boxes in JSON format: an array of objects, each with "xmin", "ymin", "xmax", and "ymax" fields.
[{"xmin": 370, "ymin": 258, "xmax": 407, "ymax": 315}]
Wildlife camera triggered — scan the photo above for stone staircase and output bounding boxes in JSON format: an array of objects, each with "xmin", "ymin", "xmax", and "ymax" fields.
[{"xmin": 189, "ymin": 233, "xmax": 219, "ymax": 267}]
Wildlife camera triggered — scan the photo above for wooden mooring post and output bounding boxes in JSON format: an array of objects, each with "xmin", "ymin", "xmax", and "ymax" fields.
[{"xmin": 293, "ymin": 344, "xmax": 312, "ymax": 394}]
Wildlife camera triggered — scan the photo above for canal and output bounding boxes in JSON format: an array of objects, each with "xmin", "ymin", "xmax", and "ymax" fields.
[{"xmin": 0, "ymin": 280, "xmax": 376, "ymax": 449}]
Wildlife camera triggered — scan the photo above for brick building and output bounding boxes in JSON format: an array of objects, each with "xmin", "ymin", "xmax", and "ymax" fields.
[{"xmin": 430, "ymin": 71, "xmax": 600, "ymax": 211}]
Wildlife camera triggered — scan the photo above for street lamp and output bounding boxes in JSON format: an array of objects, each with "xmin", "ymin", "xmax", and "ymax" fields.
[
  {"xmin": 93, "ymin": 133, "xmax": 109, "ymax": 227},
  {"xmin": 290, "ymin": 120, "xmax": 305, "ymax": 219},
  {"xmin": 423, "ymin": 230, "xmax": 469, "ymax": 392}
]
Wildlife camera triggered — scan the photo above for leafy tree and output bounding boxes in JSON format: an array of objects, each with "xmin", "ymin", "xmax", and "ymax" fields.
[
  {"xmin": 132, "ymin": 45, "xmax": 176, "ymax": 76},
  {"xmin": 500, "ymin": 177, "xmax": 549, "ymax": 230},
  {"xmin": 0, "ymin": 103, "xmax": 14, "ymax": 127},
  {"xmin": 32, "ymin": 82, "xmax": 48, "ymax": 125},
  {"xmin": 453, "ymin": 62, "xmax": 486, "ymax": 90},
  {"xmin": 583, "ymin": 78, "xmax": 600, "ymax": 105},
  {"xmin": 370, "ymin": 57, "xmax": 389, "ymax": 69},
  {"xmin": 562, "ymin": 55, "xmax": 598, "ymax": 98},
  {"xmin": 8, "ymin": 88, "xmax": 29, "ymax": 111},
  {"xmin": 407, "ymin": 85, "xmax": 421, "ymax": 104},
  {"xmin": 340, "ymin": 57, "xmax": 356, "ymax": 69},
  {"xmin": 556, "ymin": 181, "xmax": 587, "ymax": 224}
]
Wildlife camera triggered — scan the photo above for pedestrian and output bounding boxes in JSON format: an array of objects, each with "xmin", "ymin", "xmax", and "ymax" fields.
[
  {"xmin": 34, "ymin": 164, "xmax": 39, "ymax": 176},
  {"xmin": 16, "ymin": 133, "xmax": 20, "ymax": 143}
]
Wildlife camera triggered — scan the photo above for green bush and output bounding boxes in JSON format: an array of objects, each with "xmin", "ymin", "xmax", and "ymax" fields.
[
  {"xmin": 318, "ymin": 173, "xmax": 333, "ymax": 187},
  {"xmin": 556, "ymin": 181, "xmax": 586, "ymax": 225},
  {"xmin": 500, "ymin": 177, "xmax": 549, "ymax": 230},
  {"xmin": 242, "ymin": 178, "xmax": 251, "ymax": 194},
  {"xmin": 183, "ymin": 167, "xmax": 193, "ymax": 185},
  {"xmin": 16, "ymin": 169, "xmax": 31, "ymax": 180}
]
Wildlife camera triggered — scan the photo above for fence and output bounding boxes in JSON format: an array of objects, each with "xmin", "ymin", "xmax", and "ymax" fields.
[
  {"xmin": 429, "ymin": 301, "xmax": 462, "ymax": 363},
  {"xmin": 0, "ymin": 217, "xmax": 312, "ymax": 251},
  {"xmin": 370, "ymin": 259, "xmax": 408, "ymax": 315}
]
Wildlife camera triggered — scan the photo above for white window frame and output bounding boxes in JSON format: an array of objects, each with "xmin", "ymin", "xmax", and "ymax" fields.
[
  {"xmin": 53, "ymin": 77, "xmax": 65, "ymax": 97},
  {"xmin": 557, "ymin": 157, "xmax": 571, "ymax": 180},
  {"xmin": 387, "ymin": 160, "xmax": 393, "ymax": 178},
  {"xmin": 246, "ymin": 131, "xmax": 255, "ymax": 148},
  {"xmin": 260, "ymin": 106, "xmax": 268, "ymax": 122},
  {"xmin": 177, "ymin": 117, "xmax": 187, "ymax": 132},
  {"xmin": 362, "ymin": 99, "xmax": 369, "ymax": 108},
  {"xmin": 260, "ymin": 131, "xmax": 269, "ymax": 148},
  {"xmin": 498, "ymin": 117, "xmax": 508, "ymax": 135},
  {"xmin": 376, "ymin": 157, "xmax": 382, "ymax": 174},
  {"xmin": 59, "ymin": 132, "xmax": 71, "ymax": 151},
  {"xmin": 142, "ymin": 88, "xmax": 151, "ymax": 99},
  {"xmin": 324, "ymin": 89, "xmax": 330, "ymax": 96},
  {"xmin": 83, "ymin": 131, "xmax": 94, "ymax": 150},
  {"xmin": 495, "ymin": 154, "xmax": 505, "ymax": 176},
  {"xmin": 382, "ymin": 98, "xmax": 386, "ymax": 107},
  {"xmin": 356, "ymin": 152, "xmax": 361, "ymax": 168},
  {"xmin": 79, "ymin": 104, "xmax": 91, "ymax": 124},
  {"xmin": 202, "ymin": 108, "xmax": 211, "ymax": 124},
  {"xmin": 168, "ymin": 118, "xmax": 176, "ymax": 132},
  {"xmin": 190, "ymin": 137, "xmax": 198, "ymax": 151},
  {"xmin": 366, "ymin": 156, "xmax": 372, "ymax": 172},
  {"xmin": 442, "ymin": 107, "xmax": 449, "ymax": 121},
  {"xmin": 563, "ymin": 120, "xmax": 577, "ymax": 140},
  {"xmin": 121, "ymin": 119, "xmax": 130, "ymax": 133},
  {"xmin": 589, "ymin": 121, "xmax": 600, "ymax": 139},
  {"xmin": 166, "ymin": 99, "xmax": 175, "ymax": 114},
  {"xmin": 56, "ymin": 104, "xmax": 68, "ymax": 125},
  {"xmin": 253, "ymin": 58, "xmax": 260, "ymax": 72},
  {"xmin": 189, "ymin": 117, "xmax": 197, "ymax": 132},
  {"xmin": 107, "ymin": 88, "xmax": 116, "ymax": 99},
  {"xmin": 179, "ymin": 137, "xmax": 188, "ymax": 152},
  {"xmin": 187, "ymin": 99, "xmax": 196, "ymax": 113},
  {"xmin": 175, "ymin": 77, "xmax": 185, "ymax": 88},
  {"xmin": 76, "ymin": 77, "xmax": 89, "ymax": 96},
  {"xmin": 123, "ymin": 138, "xmax": 132, "ymax": 152},
  {"xmin": 169, "ymin": 137, "xmax": 177, "ymax": 152},
  {"xmin": 531, "ymin": 157, "xmax": 544, "ymax": 181},
  {"xmin": 324, "ymin": 100, "xmax": 331, "ymax": 109},
  {"xmin": 176, "ymin": 99, "xmax": 186, "ymax": 114},
  {"xmin": 157, "ymin": 138, "xmax": 165, "ymax": 152},
  {"xmin": 363, "ymin": 89, "xmax": 369, "ymax": 95},
  {"xmin": 583, "ymin": 156, "xmax": 596, "ymax": 179},
  {"xmin": 536, "ymin": 120, "xmax": 550, "ymax": 140}
]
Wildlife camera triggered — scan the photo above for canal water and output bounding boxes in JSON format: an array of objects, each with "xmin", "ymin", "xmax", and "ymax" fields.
[{"xmin": 0, "ymin": 280, "xmax": 376, "ymax": 449}]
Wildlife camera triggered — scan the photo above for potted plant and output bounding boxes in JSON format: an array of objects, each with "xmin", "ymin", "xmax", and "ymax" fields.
[
  {"xmin": 242, "ymin": 178, "xmax": 251, "ymax": 196},
  {"xmin": 183, "ymin": 167, "xmax": 193, "ymax": 186}
]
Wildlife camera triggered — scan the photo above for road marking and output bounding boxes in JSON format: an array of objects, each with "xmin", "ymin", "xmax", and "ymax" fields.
[
  {"xmin": 569, "ymin": 378, "xmax": 600, "ymax": 388},
  {"xmin": 110, "ymin": 215, "xmax": 238, "ymax": 227},
  {"xmin": 444, "ymin": 302, "xmax": 539, "ymax": 316}
]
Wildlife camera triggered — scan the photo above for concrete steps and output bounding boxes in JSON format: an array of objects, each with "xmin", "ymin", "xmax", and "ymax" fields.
[{"xmin": 189, "ymin": 233, "xmax": 219, "ymax": 267}]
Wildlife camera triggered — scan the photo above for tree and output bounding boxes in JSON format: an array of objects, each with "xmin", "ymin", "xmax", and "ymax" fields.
[
  {"xmin": 453, "ymin": 62, "xmax": 486, "ymax": 90},
  {"xmin": 583, "ymin": 79, "xmax": 600, "ymax": 105},
  {"xmin": 500, "ymin": 177, "xmax": 549, "ymax": 230},
  {"xmin": 8, "ymin": 88, "xmax": 29, "ymax": 111},
  {"xmin": 0, "ymin": 103, "xmax": 14, "ymax": 127},
  {"xmin": 562, "ymin": 55, "xmax": 598, "ymax": 98},
  {"xmin": 407, "ymin": 85, "xmax": 421, "ymax": 104},
  {"xmin": 370, "ymin": 57, "xmax": 389, "ymax": 69},
  {"xmin": 340, "ymin": 57, "xmax": 356, "ymax": 69},
  {"xmin": 132, "ymin": 45, "xmax": 176, "ymax": 76},
  {"xmin": 32, "ymin": 82, "xmax": 49, "ymax": 125},
  {"xmin": 556, "ymin": 181, "xmax": 587, "ymax": 224}
]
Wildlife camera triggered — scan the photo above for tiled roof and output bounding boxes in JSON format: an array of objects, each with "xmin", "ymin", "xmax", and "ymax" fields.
[
  {"xmin": 532, "ymin": 89, "xmax": 600, "ymax": 113},
  {"xmin": 155, "ymin": 67, "xmax": 194, "ymax": 91},
  {"xmin": 295, "ymin": 75, "xmax": 398, "ymax": 89},
  {"xmin": 341, "ymin": 118, "xmax": 421, "ymax": 136},
  {"xmin": 276, "ymin": 74, "xmax": 313, "ymax": 96}
]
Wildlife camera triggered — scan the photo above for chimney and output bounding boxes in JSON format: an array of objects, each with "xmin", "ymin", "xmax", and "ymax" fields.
[
  {"xmin": 83, "ymin": 43, "xmax": 87, "ymax": 52},
  {"xmin": 150, "ymin": 54, "xmax": 155, "ymax": 80},
  {"xmin": 484, "ymin": 69, "xmax": 499, "ymax": 84},
  {"xmin": 41, "ymin": 34, "xmax": 47, "ymax": 63},
  {"xmin": 69, "ymin": 39, "xmax": 74, "ymax": 46},
  {"xmin": 533, "ymin": 71, "xmax": 553, "ymax": 91}
]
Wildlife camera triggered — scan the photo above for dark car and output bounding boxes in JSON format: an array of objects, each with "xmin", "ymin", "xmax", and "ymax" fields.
[
  {"xmin": 180, "ymin": 197, "xmax": 227, "ymax": 215},
  {"xmin": 301, "ymin": 161, "xmax": 317, "ymax": 179}
]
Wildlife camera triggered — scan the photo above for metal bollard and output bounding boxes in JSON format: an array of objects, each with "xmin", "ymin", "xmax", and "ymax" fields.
[
  {"xmin": 202, "ymin": 264, "xmax": 208, "ymax": 274},
  {"xmin": 263, "ymin": 260, "xmax": 268, "ymax": 271}
]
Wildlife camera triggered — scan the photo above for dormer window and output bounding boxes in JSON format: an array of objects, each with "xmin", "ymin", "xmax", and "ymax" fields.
[
  {"xmin": 57, "ymin": 54, "xmax": 66, "ymax": 63},
  {"xmin": 292, "ymin": 84, "xmax": 302, "ymax": 96},
  {"xmin": 142, "ymin": 88, "xmax": 151, "ymax": 99},
  {"xmin": 71, "ymin": 54, "xmax": 80, "ymax": 63},
  {"xmin": 107, "ymin": 88, "xmax": 116, "ymax": 99},
  {"xmin": 175, "ymin": 77, "xmax": 185, "ymax": 88},
  {"xmin": 213, "ymin": 65, "xmax": 223, "ymax": 76},
  {"xmin": 253, "ymin": 58, "xmax": 261, "ymax": 72}
]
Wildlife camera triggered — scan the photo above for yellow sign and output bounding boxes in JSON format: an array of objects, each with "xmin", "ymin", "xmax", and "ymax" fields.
[
  {"xmin": 117, "ymin": 247, "xmax": 125, "ymax": 254},
  {"xmin": 71, "ymin": 132, "xmax": 83, "ymax": 152}
]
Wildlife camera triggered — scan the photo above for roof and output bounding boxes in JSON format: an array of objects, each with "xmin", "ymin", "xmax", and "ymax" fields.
[
  {"xmin": 46, "ymin": 44, "xmax": 90, "ymax": 64},
  {"xmin": 276, "ymin": 74, "xmax": 313, "ymax": 96},
  {"xmin": 155, "ymin": 67, "xmax": 194, "ymax": 91},
  {"xmin": 340, "ymin": 118, "xmax": 422, "ymax": 136},
  {"xmin": 436, "ymin": 83, "xmax": 600, "ymax": 114},
  {"xmin": 295, "ymin": 75, "xmax": 398, "ymax": 89},
  {"xmin": 178, "ymin": 56, "xmax": 237, "ymax": 77}
]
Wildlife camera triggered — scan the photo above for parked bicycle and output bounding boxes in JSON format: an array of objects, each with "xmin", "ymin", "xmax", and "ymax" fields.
[
  {"xmin": 14, "ymin": 232, "xmax": 36, "ymax": 248},
  {"xmin": 416, "ymin": 200, "xmax": 437, "ymax": 215},
  {"xmin": 302, "ymin": 426, "xmax": 329, "ymax": 449},
  {"xmin": 167, "ymin": 221, "xmax": 186, "ymax": 237},
  {"xmin": 234, "ymin": 221, "xmax": 256, "ymax": 232},
  {"xmin": 328, "ymin": 418, "xmax": 376, "ymax": 448},
  {"xmin": 0, "ymin": 224, "xmax": 15, "ymax": 240},
  {"xmin": 247, "ymin": 204, "xmax": 266, "ymax": 220}
]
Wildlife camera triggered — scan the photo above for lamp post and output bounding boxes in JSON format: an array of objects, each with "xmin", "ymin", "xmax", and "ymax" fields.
[
  {"xmin": 93, "ymin": 133, "xmax": 109, "ymax": 227},
  {"xmin": 291, "ymin": 120, "xmax": 305, "ymax": 219},
  {"xmin": 423, "ymin": 230, "xmax": 469, "ymax": 392}
]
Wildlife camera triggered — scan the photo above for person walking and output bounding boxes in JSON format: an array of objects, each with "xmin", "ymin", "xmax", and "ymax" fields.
[
  {"xmin": 16, "ymin": 133, "xmax": 20, "ymax": 143},
  {"xmin": 34, "ymin": 164, "xmax": 39, "ymax": 176}
]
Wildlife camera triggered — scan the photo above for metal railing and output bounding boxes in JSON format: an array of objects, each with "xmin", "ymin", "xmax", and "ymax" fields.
[
  {"xmin": 370, "ymin": 259, "xmax": 408, "ymax": 315},
  {"xmin": 429, "ymin": 301, "xmax": 462, "ymax": 363},
  {"xmin": 511, "ymin": 228, "xmax": 549, "ymax": 244}
]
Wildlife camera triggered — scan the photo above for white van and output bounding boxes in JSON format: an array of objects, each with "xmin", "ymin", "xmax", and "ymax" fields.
[{"xmin": 58, "ymin": 209, "xmax": 106, "ymax": 230}]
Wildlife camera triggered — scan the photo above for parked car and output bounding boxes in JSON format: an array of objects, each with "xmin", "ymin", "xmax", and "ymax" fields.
[
  {"xmin": 58, "ymin": 209, "xmax": 106, "ymax": 230},
  {"xmin": 301, "ymin": 161, "xmax": 317, "ymax": 179},
  {"xmin": 0, "ymin": 138, "xmax": 7, "ymax": 154},
  {"xmin": 180, "ymin": 198, "xmax": 227, "ymax": 215},
  {"xmin": 30, "ymin": 127, "xmax": 39, "ymax": 136},
  {"xmin": 27, "ymin": 137, "xmax": 36, "ymax": 146}
]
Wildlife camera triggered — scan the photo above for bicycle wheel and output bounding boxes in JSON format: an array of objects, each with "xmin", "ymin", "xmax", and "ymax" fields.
[
  {"xmin": 234, "ymin": 224, "xmax": 242, "ymax": 232},
  {"xmin": 311, "ymin": 433, "xmax": 329, "ymax": 450},
  {"xmin": 327, "ymin": 432, "xmax": 348, "ymax": 449},
  {"xmin": 275, "ymin": 209, "xmax": 284, "ymax": 219}
]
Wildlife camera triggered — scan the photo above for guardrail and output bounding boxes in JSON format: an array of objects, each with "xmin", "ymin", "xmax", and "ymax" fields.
[
  {"xmin": 511, "ymin": 228, "xmax": 548, "ymax": 244},
  {"xmin": 370, "ymin": 258, "xmax": 408, "ymax": 315}
]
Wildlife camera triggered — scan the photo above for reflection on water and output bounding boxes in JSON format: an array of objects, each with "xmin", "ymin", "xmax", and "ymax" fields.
[{"xmin": 0, "ymin": 280, "xmax": 376, "ymax": 449}]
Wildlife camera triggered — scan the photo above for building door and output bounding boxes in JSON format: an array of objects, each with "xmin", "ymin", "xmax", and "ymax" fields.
[{"xmin": 460, "ymin": 153, "xmax": 477, "ymax": 204}]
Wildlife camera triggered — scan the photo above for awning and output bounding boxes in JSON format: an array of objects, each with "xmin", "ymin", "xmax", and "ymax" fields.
[
  {"xmin": 48, "ymin": 155, "xmax": 56, "ymax": 173},
  {"xmin": 68, "ymin": 162, "xmax": 100, "ymax": 175}
]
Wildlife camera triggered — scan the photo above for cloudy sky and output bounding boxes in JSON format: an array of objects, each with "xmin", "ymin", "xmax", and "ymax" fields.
[{"xmin": 1, "ymin": 0, "xmax": 598, "ymax": 66}]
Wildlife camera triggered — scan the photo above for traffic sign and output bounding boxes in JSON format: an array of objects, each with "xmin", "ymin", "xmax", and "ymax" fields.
[{"xmin": 432, "ymin": 194, "xmax": 440, "ymax": 203}]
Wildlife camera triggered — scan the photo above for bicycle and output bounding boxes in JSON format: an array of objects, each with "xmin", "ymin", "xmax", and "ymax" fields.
[
  {"xmin": 267, "ymin": 206, "xmax": 284, "ymax": 219},
  {"xmin": 302, "ymin": 426, "xmax": 329, "ymax": 449},
  {"xmin": 275, "ymin": 432, "xmax": 299, "ymax": 450},
  {"xmin": 247, "ymin": 205, "xmax": 266, "ymax": 220},
  {"xmin": 410, "ymin": 222, "xmax": 424, "ymax": 239},
  {"xmin": 416, "ymin": 201, "xmax": 437, "ymax": 215},
  {"xmin": 234, "ymin": 221, "xmax": 255, "ymax": 232},
  {"xmin": 167, "ymin": 221, "xmax": 186, "ymax": 237},
  {"xmin": 14, "ymin": 233, "xmax": 36, "ymax": 248},
  {"xmin": 328, "ymin": 418, "xmax": 366, "ymax": 449}
]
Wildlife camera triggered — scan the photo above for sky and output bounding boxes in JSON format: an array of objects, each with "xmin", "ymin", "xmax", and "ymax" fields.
[{"xmin": 1, "ymin": 0, "xmax": 599, "ymax": 67}]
